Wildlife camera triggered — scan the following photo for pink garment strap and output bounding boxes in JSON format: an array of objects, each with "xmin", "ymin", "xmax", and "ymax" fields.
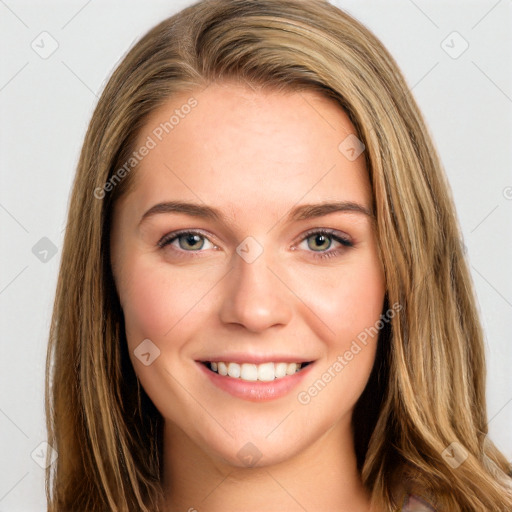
[{"xmin": 401, "ymin": 493, "xmax": 436, "ymax": 511}]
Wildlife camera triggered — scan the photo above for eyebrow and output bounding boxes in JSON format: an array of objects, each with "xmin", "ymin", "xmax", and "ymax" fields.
[{"xmin": 138, "ymin": 200, "xmax": 374, "ymax": 227}]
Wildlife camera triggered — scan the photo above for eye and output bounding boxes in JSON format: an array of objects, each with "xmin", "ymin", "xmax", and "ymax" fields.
[
  {"xmin": 296, "ymin": 229, "xmax": 353, "ymax": 260},
  {"xmin": 158, "ymin": 230, "xmax": 216, "ymax": 255},
  {"xmin": 158, "ymin": 228, "xmax": 353, "ymax": 260}
]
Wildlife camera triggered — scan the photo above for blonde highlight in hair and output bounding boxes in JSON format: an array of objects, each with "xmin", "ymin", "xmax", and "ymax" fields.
[{"xmin": 45, "ymin": 0, "xmax": 512, "ymax": 510}]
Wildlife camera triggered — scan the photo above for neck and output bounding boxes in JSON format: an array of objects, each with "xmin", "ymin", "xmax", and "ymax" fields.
[{"xmin": 160, "ymin": 417, "xmax": 374, "ymax": 512}]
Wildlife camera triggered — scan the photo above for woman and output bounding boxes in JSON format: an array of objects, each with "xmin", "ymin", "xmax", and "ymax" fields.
[{"xmin": 45, "ymin": 0, "xmax": 512, "ymax": 510}]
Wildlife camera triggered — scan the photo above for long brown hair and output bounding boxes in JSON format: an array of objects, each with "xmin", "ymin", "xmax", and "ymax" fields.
[{"xmin": 45, "ymin": 0, "xmax": 512, "ymax": 510}]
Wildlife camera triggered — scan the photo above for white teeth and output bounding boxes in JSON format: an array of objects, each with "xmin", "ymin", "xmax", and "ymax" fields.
[
  {"xmin": 207, "ymin": 361, "xmax": 306, "ymax": 381},
  {"xmin": 218, "ymin": 362, "xmax": 228, "ymax": 376},
  {"xmin": 240, "ymin": 363, "xmax": 258, "ymax": 381},
  {"xmin": 227, "ymin": 362, "xmax": 241, "ymax": 378},
  {"xmin": 275, "ymin": 362, "xmax": 288, "ymax": 379},
  {"xmin": 286, "ymin": 362, "xmax": 298, "ymax": 375},
  {"xmin": 258, "ymin": 362, "xmax": 275, "ymax": 382}
]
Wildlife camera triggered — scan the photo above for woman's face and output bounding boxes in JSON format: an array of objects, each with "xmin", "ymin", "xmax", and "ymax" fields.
[{"xmin": 110, "ymin": 81, "xmax": 386, "ymax": 468}]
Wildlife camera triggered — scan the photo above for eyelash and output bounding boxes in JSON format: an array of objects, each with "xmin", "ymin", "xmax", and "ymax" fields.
[{"xmin": 157, "ymin": 228, "xmax": 354, "ymax": 261}]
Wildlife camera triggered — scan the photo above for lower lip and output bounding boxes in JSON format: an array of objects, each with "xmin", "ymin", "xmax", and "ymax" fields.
[{"xmin": 196, "ymin": 362, "xmax": 314, "ymax": 402}]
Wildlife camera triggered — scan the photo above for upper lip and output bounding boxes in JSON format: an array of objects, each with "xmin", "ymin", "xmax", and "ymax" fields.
[{"xmin": 197, "ymin": 354, "xmax": 315, "ymax": 365}]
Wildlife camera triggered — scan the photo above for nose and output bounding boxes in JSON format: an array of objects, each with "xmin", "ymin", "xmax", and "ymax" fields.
[{"xmin": 218, "ymin": 241, "xmax": 293, "ymax": 333}]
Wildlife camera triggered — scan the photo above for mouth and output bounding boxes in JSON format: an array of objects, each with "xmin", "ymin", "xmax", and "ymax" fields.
[
  {"xmin": 196, "ymin": 358, "xmax": 315, "ymax": 402},
  {"xmin": 200, "ymin": 360, "xmax": 313, "ymax": 382}
]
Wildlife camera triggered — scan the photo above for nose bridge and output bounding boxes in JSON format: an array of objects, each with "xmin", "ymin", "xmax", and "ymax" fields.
[{"xmin": 219, "ymin": 235, "xmax": 292, "ymax": 331}]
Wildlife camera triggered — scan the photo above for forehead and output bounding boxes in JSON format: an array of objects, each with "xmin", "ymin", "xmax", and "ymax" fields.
[{"xmin": 120, "ymin": 82, "xmax": 370, "ymax": 227}]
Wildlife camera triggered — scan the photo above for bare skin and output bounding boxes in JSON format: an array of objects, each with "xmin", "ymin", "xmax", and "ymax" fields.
[{"xmin": 110, "ymin": 80, "xmax": 386, "ymax": 512}]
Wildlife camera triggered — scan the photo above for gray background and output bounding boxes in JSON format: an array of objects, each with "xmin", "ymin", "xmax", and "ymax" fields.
[{"xmin": 1, "ymin": 1, "xmax": 511, "ymax": 510}]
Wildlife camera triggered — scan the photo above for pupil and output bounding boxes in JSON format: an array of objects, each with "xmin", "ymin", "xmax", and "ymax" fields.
[
  {"xmin": 182, "ymin": 234, "xmax": 203, "ymax": 250},
  {"xmin": 311, "ymin": 234, "xmax": 330, "ymax": 251}
]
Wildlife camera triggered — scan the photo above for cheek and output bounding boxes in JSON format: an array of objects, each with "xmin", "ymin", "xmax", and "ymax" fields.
[
  {"xmin": 340, "ymin": 259, "xmax": 386, "ymax": 340},
  {"xmin": 116, "ymin": 254, "xmax": 215, "ymax": 345},
  {"xmin": 119, "ymin": 266, "xmax": 173, "ymax": 341},
  {"xmin": 291, "ymin": 250, "xmax": 385, "ymax": 410},
  {"xmin": 293, "ymin": 255, "xmax": 385, "ymax": 347},
  {"xmin": 309, "ymin": 260, "xmax": 385, "ymax": 406}
]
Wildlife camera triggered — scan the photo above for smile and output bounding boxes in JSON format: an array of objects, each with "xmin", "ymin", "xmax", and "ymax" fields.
[
  {"xmin": 203, "ymin": 361, "xmax": 312, "ymax": 381},
  {"xmin": 197, "ymin": 359, "xmax": 315, "ymax": 401}
]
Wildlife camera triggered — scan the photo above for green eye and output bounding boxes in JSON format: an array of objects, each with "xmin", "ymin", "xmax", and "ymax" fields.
[
  {"xmin": 306, "ymin": 232, "xmax": 333, "ymax": 251},
  {"xmin": 177, "ymin": 233, "xmax": 205, "ymax": 250},
  {"xmin": 158, "ymin": 230, "xmax": 215, "ymax": 252},
  {"xmin": 298, "ymin": 229, "xmax": 354, "ymax": 261}
]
